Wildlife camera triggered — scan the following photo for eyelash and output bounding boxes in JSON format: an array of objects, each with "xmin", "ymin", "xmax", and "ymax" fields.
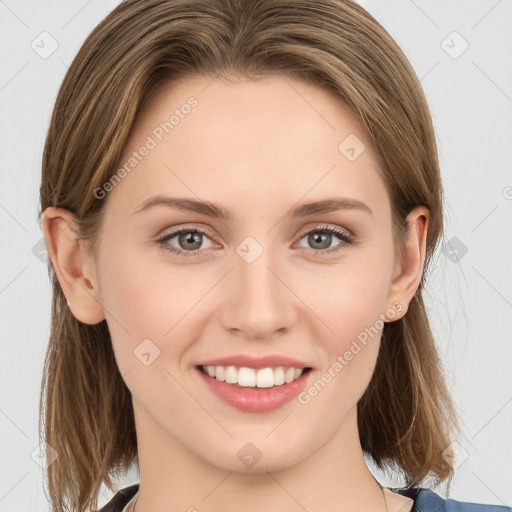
[{"xmin": 156, "ymin": 224, "xmax": 355, "ymax": 258}]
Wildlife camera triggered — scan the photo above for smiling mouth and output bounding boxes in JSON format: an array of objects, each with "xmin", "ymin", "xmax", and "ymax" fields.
[
  {"xmin": 195, "ymin": 364, "xmax": 313, "ymax": 413},
  {"xmin": 196, "ymin": 364, "xmax": 313, "ymax": 388}
]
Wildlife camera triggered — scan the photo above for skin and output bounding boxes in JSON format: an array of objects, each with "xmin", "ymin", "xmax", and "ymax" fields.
[{"xmin": 42, "ymin": 75, "xmax": 428, "ymax": 512}]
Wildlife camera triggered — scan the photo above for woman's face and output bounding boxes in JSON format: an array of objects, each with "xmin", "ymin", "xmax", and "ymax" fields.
[{"xmin": 89, "ymin": 74, "xmax": 415, "ymax": 472}]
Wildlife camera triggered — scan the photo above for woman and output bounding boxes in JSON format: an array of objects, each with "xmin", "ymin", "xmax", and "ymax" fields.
[{"xmin": 38, "ymin": 1, "xmax": 510, "ymax": 511}]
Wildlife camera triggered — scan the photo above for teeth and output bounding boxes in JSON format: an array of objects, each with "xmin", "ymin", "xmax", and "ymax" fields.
[{"xmin": 202, "ymin": 365, "xmax": 306, "ymax": 388}]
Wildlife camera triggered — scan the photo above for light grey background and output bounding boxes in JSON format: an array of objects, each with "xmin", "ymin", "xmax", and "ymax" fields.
[{"xmin": 1, "ymin": 0, "xmax": 511, "ymax": 510}]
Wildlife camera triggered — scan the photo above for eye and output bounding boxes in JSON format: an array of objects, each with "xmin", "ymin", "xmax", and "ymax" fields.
[
  {"xmin": 295, "ymin": 224, "xmax": 355, "ymax": 254},
  {"xmin": 156, "ymin": 224, "xmax": 355, "ymax": 258},
  {"xmin": 157, "ymin": 226, "xmax": 216, "ymax": 257}
]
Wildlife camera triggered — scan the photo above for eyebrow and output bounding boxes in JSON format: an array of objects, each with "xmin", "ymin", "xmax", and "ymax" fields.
[{"xmin": 133, "ymin": 194, "xmax": 373, "ymax": 220}]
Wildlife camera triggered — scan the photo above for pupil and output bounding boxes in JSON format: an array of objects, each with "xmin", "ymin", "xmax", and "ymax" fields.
[
  {"xmin": 310, "ymin": 232, "xmax": 330, "ymax": 250},
  {"xmin": 180, "ymin": 232, "xmax": 201, "ymax": 250}
]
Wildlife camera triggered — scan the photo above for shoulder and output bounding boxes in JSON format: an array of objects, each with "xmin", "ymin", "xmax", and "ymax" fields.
[
  {"xmin": 92, "ymin": 484, "xmax": 139, "ymax": 512},
  {"xmin": 391, "ymin": 486, "xmax": 512, "ymax": 512},
  {"xmin": 92, "ymin": 483, "xmax": 512, "ymax": 512}
]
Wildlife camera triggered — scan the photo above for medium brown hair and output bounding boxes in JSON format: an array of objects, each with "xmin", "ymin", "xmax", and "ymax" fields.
[{"xmin": 38, "ymin": 1, "xmax": 462, "ymax": 510}]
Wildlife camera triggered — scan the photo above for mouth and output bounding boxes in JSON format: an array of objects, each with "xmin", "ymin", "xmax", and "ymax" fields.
[
  {"xmin": 196, "ymin": 364, "xmax": 313, "ymax": 388},
  {"xmin": 195, "ymin": 364, "xmax": 313, "ymax": 413}
]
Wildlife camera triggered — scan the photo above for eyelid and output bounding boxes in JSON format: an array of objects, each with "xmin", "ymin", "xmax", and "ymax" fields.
[
  {"xmin": 158, "ymin": 223, "xmax": 217, "ymax": 239},
  {"xmin": 295, "ymin": 223, "xmax": 354, "ymax": 241}
]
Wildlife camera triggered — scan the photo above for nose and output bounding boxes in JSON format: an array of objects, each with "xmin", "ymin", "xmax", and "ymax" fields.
[{"xmin": 219, "ymin": 244, "xmax": 297, "ymax": 341}]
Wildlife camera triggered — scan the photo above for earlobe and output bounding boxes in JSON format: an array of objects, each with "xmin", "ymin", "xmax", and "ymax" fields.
[
  {"xmin": 385, "ymin": 206, "xmax": 430, "ymax": 321},
  {"xmin": 41, "ymin": 207, "xmax": 106, "ymax": 325}
]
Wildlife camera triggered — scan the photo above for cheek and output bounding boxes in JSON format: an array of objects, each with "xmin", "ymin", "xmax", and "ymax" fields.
[
  {"xmin": 98, "ymin": 238, "xmax": 185, "ymax": 328},
  {"xmin": 292, "ymin": 247, "xmax": 392, "ymax": 402},
  {"xmin": 95, "ymin": 248, "xmax": 201, "ymax": 407},
  {"xmin": 298, "ymin": 249, "xmax": 392, "ymax": 343},
  {"xmin": 96, "ymin": 243, "xmax": 214, "ymax": 364},
  {"xmin": 297, "ymin": 278, "xmax": 387, "ymax": 412}
]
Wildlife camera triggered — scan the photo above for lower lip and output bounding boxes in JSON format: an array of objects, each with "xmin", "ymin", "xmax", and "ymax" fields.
[{"xmin": 195, "ymin": 366, "xmax": 312, "ymax": 413}]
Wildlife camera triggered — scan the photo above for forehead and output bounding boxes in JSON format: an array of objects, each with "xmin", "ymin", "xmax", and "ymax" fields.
[{"xmin": 107, "ymin": 75, "xmax": 389, "ymax": 222}]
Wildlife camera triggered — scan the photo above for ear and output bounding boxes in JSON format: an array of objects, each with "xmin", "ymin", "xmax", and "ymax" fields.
[
  {"xmin": 40, "ymin": 207, "xmax": 105, "ymax": 325},
  {"xmin": 385, "ymin": 206, "xmax": 430, "ymax": 321}
]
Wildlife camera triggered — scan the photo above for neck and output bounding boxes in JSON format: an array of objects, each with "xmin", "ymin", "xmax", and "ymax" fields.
[{"xmin": 132, "ymin": 403, "xmax": 390, "ymax": 512}]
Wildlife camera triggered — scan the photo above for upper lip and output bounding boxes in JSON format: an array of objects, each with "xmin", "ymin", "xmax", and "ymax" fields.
[{"xmin": 196, "ymin": 354, "xmax": 313, "ymax": 370}]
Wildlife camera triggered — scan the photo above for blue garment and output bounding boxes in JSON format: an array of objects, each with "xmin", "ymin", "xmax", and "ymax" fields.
[
  {"xmin": 94, "ymin": 483, "xmax": 512, "ymax": 511},
  {"xmin": 393, "ymin": 486, "xmax": 511, "ymax": 512}
]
